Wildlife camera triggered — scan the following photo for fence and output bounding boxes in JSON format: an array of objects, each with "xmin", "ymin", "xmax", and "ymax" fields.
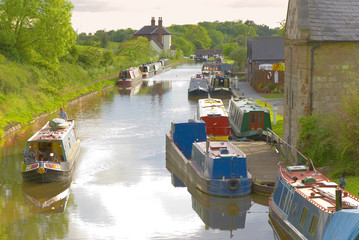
[{"xmin": 266, "ymin": 128, "xmax": 314, "ymax": 167}]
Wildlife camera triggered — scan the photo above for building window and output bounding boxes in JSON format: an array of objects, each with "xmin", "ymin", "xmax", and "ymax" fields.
[
  {"xmin": 300, "ymin": 207, "xmax": 308, "ymax": 227},
  {"xmin": 309, "ymin": 215, "xmax": 318, "ymax": 236}
]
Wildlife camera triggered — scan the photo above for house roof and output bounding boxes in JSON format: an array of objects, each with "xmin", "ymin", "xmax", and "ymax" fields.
[
  {"xmin": 293, "ymin": 0, "xmax": 359, "ymax": 41},
  {"xmin": 247, "ymin": 37, "xmax": 285, "ymax": 61},
  {"xmin": 134, "ymin": 25, "xmax": 171, "ymax": 36}
]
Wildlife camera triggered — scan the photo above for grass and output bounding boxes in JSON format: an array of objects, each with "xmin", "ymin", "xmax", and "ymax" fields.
[
  {"xmin": 261, "ymin": 93, "xmax": 284, "ymax": 99},
  {"xmin": 254, "ymin": 100, "xmax": 283, "ymax": 138}
]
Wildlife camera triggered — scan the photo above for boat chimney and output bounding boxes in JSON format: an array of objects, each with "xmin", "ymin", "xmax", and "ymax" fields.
[
  {"xmin": 151, "ymin": 17, "xmax": 155, "ymax": 26},
  {"xmin": 206, "ymin": 137, "xmax": 210, "ymax": 153},
  {"xmin": 335, "ymin": 189, "xmax": 342, "ymax": 211}
]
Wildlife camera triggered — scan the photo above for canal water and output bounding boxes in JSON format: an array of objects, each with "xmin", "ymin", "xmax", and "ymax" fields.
[{"xmin": 0, "ymin": 63, "xmax": 276, "ymax": 240}]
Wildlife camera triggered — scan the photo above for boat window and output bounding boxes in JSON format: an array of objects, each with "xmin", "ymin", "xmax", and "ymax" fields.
[
  {"xmin": 309, "ymin": 215, "xmax": 318, "ymax": 236},
  {"xmin": 258, "ymin": 114, "xmax": 262, "ymax": 123},
  {"xmin": 291, "ymin": 203, "xmax": 297, "ymax": 216},
  {"xmin": 300, "ymin": 207, "xmax": 308, "ymax": 227},
  {"xmin": 281, "ymin": 194, "xmax": 287, "ymax": 210},
  {"xmin": 251, "ymin": 114, "xmax": 256, "ymax": 123},
  {"xmin": 286, "ymin": 198, "xmax": 292, "ymax": 213}
]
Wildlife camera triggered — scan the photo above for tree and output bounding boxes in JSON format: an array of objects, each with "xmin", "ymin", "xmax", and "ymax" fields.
[
  {"xmin": 0, "ymin": 0, "xmax": 76, "ymax": 64},
  {"xmin": 228, "ymin": 45, "xmax": 247, "ymax": 71},
  {"xmin": 184, "ymin": 25, "xmax": 211, "ymax": 50},
  {"xmin": 207, "ymin": 29, "xmax": 224, "ymax": 49},
  {"xmin": 172, "ymin": 37, "xmax": 194, "ymax": 56}
]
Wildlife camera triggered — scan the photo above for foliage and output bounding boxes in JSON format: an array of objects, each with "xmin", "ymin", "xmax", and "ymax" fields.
[
  {"xmin": 297, "ymin": 87, "xmax": 359, "ymax": 176},
  {"xmin": 77, "ymin": 28, "xmax": 135, "ymax": 46},
  {"xmin": 228, "ymin": 45, "xmax": 247, "ymax": 71},
  {"xmin": 171, "ymin": 37, "xmax": 194, "ymax": 57},
  {"xmin": 117, "ymin": 37, "xmax": 156, "ymax": 65},
  {"xmin": 184, "ymin": 25, "xmax": 212, "ymax": 50},
  {"xmin": 0, "ymin": 0, "xmax": 76, "ymax": 65},
  {"xmin": 297, "ymin": 115, "xmax": 336, "ymax": 167}
]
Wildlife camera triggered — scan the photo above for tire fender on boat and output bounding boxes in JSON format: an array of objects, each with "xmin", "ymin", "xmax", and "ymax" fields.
[{"xmin": 227, "ymin": 179, "xmax": 240, "ymax": 191}]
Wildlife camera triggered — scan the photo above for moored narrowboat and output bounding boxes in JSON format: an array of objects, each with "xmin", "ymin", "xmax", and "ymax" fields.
[
  {"xmin": 165, "ymin": 120, "xmax": 252, "ymax": 197},
  {"xmin": 21, "ymin": 118, "xmax": 80, "ymax": 183},
  {"xmin": 188, "ymin": 74, "xmax": 209, "ymax": 98},
  {"xmin": 196, "ymin": 98, "xmax": 231, "ymax": 141},
  {"xmin": 228, "ymin": 98, "xmax": 271, "ymax": 140},
  {"xmin": 269, "ymin": 163, "xmax": 359, "ymax": 240},
  {"xmin": 139, "ymin": 63, "xmax": 155, "ymax": 78},
  {"xmin": 208, "ymin": 72, "xmax": 232, "ymax": 97},
  {"xmin": 117, "ymin": 67, "xmax": 142, "ymax": 89}
]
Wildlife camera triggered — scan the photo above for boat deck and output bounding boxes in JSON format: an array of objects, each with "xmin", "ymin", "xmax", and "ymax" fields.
[
  {"xmin": 232, "ymin": 141, "xmax": 279, "ymax": 184},
  {"xmin": 281, "ymin": 166, "xmax": 359, "ymax": 211},
  {"xmin": 29, "ymin": 120, "xmax": 74, "ymax": 141},
  {"xmin": 195, "ymin": 141, "xmax": 246, "ymax": 159}
]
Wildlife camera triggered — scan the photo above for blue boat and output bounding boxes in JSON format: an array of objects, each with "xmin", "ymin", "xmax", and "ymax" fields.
[
  {"xmin": 269, "ymin": 164, "xmax": 359, "ymax": 240},
  {"xmin": 165, "ymin": 120, "xmax": 252, "ymax": 197}
]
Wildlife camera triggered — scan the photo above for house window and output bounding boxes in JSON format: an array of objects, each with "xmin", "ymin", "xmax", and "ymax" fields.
[
  {"xmin": 309, "ymin": 215, "xmax": 318, "ymax": 236},
  {"xmin": 300, "ymin": 207, "xmax": 308, "ymax": 227}
]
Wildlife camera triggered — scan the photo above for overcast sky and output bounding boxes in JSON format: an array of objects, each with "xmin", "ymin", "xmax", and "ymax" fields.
[{"xmin": 71, "ymin": 0, "xmax": 288, "ymax": 34}]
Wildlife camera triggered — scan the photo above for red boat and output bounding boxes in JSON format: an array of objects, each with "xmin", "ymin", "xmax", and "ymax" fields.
[{"xmin": 196, "ymin": 98, "xmax": 231, "ymax": 141}]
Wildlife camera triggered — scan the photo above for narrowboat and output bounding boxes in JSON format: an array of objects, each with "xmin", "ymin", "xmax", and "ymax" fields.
[
  {"xmin": 188, "ymin": 74, "xmax": 209, "ymax": 98},
  {"xmin": 228, "ymin": 98, "xmax": 271, "ymax": 140},
  {"xmin": 21, "ymin": 118, "xmax": 80, "ymax": 183},
  {"xmin": 202, "ymin": 62, "xmax": 221, "ymax": 76},
  {"xmin": 269, "ymin": 163, "xmax": 359, "ymax": 240},
  {"xmin": 196, "ymin": 98, "xmax": 231, "ymax": 141},
  {"xmin": 208, "ymin": 72, "xmax": 232, "ymax": 97},
  {"xmin": 165, "ymin": 120, "xmax": 252, "ymax": 197},
  {"xmin": 153, "ymin": 61, "xmax": 163, "ymax": 75},
  {"xmin": 139, "ymin": 63, "xmax": 155, "ymax": 78},
  {"xmin": 117, "ymin": 67, "xmax": 142, "ymax": 89}
]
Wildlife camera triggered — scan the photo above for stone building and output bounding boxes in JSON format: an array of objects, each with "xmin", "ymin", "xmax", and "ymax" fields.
[
  {"xmin": 134, "ymin": 17, "xmax": 172, "ymax": 54},
  {"xmin": 284, "ymin": 0, "xmax": 359, "ymax": 146}
]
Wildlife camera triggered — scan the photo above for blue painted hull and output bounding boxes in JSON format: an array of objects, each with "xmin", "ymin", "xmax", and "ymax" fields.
[
  {"xmin": 269, "ymin": 173, "xmax": 332, "ymax": 240},
  {"xmin": 166, "ymin": 133, "xmax": 251, "ymax": 197}
]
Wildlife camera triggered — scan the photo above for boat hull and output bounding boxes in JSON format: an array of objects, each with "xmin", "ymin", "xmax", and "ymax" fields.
[
  {"xmin": 166, "ymin": 133, "xmax": 251, "ymax": 197},
  {"xmin": 188, "ymin": 88, "xmax": 209, "ymax": 98}
]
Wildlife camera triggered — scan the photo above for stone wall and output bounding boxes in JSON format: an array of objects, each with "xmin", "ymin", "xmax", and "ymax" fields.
[{"xmin": 283, "ymin": 41, "xmax": 359, "ymax": 146}]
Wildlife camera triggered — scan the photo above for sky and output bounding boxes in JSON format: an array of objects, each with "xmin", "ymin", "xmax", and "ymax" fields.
[{"xmin": 71, "ymin": 0, "xmax": 288, "ymax": 34}]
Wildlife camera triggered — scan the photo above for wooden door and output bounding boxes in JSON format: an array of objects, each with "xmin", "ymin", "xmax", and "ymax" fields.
[{"xmin": 249, "ymin": 112, "xmax": 264, "ymax": 131}]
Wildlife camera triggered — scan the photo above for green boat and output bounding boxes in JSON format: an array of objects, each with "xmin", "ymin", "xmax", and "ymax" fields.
[{"xmin": 228, "ymin": 98, "xmax": 271, "ymax": 140}]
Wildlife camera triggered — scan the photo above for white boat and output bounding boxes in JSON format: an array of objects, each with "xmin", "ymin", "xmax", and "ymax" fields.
[{"xmin": 21, "ymin": 118, "xmax": 80, "ymax": 183}]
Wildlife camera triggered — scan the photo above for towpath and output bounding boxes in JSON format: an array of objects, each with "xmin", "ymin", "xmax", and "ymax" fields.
[{"xmin": 61, "ymin": 73, "xmax": 118, "ymax": 96}]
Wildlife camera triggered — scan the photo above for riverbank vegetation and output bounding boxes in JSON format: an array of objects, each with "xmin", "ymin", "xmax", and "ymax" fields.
[
  {"xmin": 297, "ymin": 87, "xmax": 359, "ymax": 178},
  {"xmin": 0, "ymin": 0, "xmax": 283, "ymax": 138}
]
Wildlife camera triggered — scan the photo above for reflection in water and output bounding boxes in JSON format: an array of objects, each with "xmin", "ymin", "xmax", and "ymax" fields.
[
  {"xmin": 1, "ymin": 64, "xmax": 275, "ymax": 239},
  {"xmin": 22, "ymin": 180, "xmax": 72, "ymax": 213},
  {"xmin": 189, "ymin": 182, "xmax": 251, "ymax": 238}
]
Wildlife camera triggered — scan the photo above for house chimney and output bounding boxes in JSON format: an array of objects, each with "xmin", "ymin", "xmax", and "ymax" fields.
[
  {"xmin": 158, "ymin": 17, "xmax": 163, "ymax": 45},
  {"xmin": 151, "ymin": 17, "xmax": 155, "ymax": 27}
]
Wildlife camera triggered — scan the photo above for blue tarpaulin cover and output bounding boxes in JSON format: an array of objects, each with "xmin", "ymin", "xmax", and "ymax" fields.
[{"xmin": 322, "ymin": 209, "xmax": 359, "ymax": 240}]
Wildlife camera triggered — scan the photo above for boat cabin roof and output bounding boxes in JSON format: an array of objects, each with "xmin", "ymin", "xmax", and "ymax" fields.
[
  {"xmin": 198, "ymin": 98, "xmax": 228, "ymax": 118},
  {"xmin": 28, "ymin": 120, "xmax": 75, "ymax": 142},
  {"xmin": 231, "ymin": 98, "xmax": 270, "ymax": 113},
  {"xmin": 194, "ymin": 141, "xmax": 246, "ymax": 159},
  {"xmin": 280, "ymin": 165, "xmax": 359, "ymax": 213}
]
